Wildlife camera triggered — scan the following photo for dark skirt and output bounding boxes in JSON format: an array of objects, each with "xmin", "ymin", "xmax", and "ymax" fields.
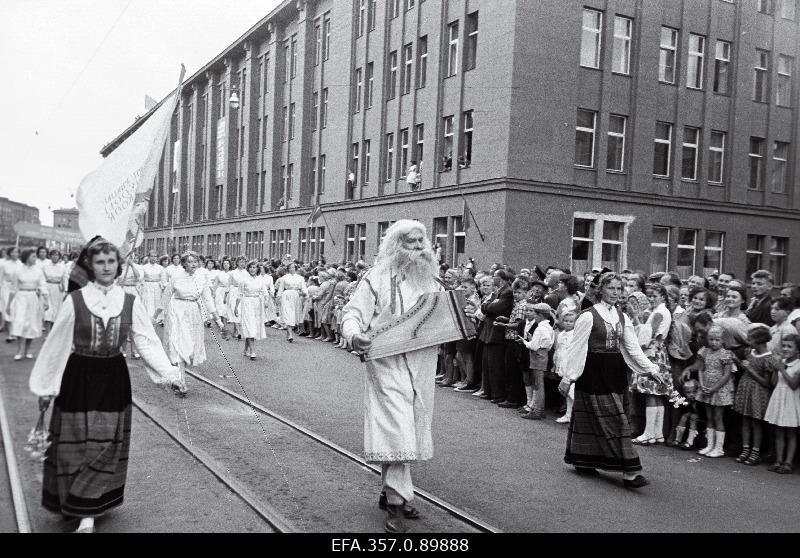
[
  {"xmin": 42, "ymin": 353, "xmax": 132, "ymax": 518},
  {"xmin": 564, "ymin": 352, "xmax": 642, "ymax": 473}
]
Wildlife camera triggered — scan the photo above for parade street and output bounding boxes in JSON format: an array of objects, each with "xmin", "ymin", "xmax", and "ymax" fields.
[{"xmin": 2, "ymin": 326, "xmax": 798, "ymax": 533}]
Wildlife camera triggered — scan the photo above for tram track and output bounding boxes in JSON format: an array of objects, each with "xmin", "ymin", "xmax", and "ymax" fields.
[
  {"xmin": 0, "ymin": 386, "xmax": 31, "ymax": 533},
  {"xmin": 175, "ymin": 367, "xmax": 501, "ymax": 533}
]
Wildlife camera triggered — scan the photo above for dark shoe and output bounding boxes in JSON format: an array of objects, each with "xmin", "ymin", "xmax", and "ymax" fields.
[
  {"xmin": 623, "ymin": 475, "xmax": 649, "ymax": 488},
  {"xmin": 498, "ymin": 401, "xmax": 522, "ymax": 409},
  {"xmin": 478, "ymin": 394, "xmax": 491, "ymax": 400},
  {"xmin": 454, "ymin": 385, "xmax": 476, "ymax": 392},
  {"xmin": 378, "ymin": 492, "xmax": 420, "ymax": 519},
  {"xmin": 735, "ymin": 448, "xmax": 751, "ymax": 463},
  {"xmin": 489, "ymin": 398, "xmax": 505, "ymax": 404},
  {"xmin": 520, "ymin": 411, "xmax": 544, "ymax": 420},
  {"xmin": 574, "ymin": 467, "xmax": 600, "ymax": 476},
  {"xmin": 440, "ymin": 381, "xmax": 455, "ymax": 387},
  {"xmin": 384, "ymin": 505, "xmax": 408, "ymax": 533}
]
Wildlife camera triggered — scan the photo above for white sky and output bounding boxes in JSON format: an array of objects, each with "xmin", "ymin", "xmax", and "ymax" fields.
[{"xmin": 0, "ymin": 0, "xmax": 281, "ymax": 226}]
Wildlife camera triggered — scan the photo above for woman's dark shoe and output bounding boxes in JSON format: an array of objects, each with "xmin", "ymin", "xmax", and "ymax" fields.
[
  {"xmin": 378, "ymin": 492, "xmax": 420, "ymax": 519},
  {"xmin": 574, "ymin": 467, "xmax": 600, "ymax": 476},
  {"xmin": 623, "ymin": 475, "xmax": 649, "ymax": 488},
  {"xmin": 384, "ymin": 504, "xmax": 408, "ymax": 533}
]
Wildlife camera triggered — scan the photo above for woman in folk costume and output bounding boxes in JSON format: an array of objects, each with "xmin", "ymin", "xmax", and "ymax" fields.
[
  {"xmin": 276, "ymin": 262, "xmax": 307, "ymax": 343},
  {"xmin": 227, "ymin": 255, "xmax": 249, "ymax": 340},
  {"xmin": 343, "ymin": 220, "xmax": 442, "ymax": 533},
  {"xmin": 257, "ymin": 262, "xmax": 278, "ymax": 325},
  {"xmin": 29, "ymin": 238, "xmax": 185, "ymax": 533},
  {"xmin": 235, "ymin": 260, "xmax": 268, "ymax": 359},
  {"xmin": 0, "ymin": 246, "xmax": 24, "ymax": 339},
  {"xmin": 139, "ymin": 251, "xmax": 166, "ymax": 324},
  {"xmin": 42, "ymin": 249, "xmax": 66, "ymax": 335},
  {"xmin": 8, "ymin": 248, "xmax": 49, "ymax": 360},
  {"xmin": 559, "ymin": 272, "xmax": 659, "ymax": 489},
  {"xmin": 117, "ymin": 252, "xmax": 144, "ymax": 359},
  {"xmin": 157, "ymin": 251, "xmax": 224, "ymax": 388}
]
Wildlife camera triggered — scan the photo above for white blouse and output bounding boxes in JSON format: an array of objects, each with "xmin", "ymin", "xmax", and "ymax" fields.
[
  {"xmin": 560, "ymin": 302, "xmax": 659, "ymax": 382},
  {"xmin": 161, "ymin": 273, "xmax": 216, "ymax": 315},
  {"xmin": 42, "ymin": 261, "xmax": 66, "ymax": 284},
  {"xmin": 645, "ymin": 302, "xmax": 672, "ymax": 340},
  {"xmin": 276, "ymin": 273, "xmax": 307, "ymax": 296},
  {"xmin": 141, "ymin": 263, "xmax": 166, "ymax": 283},
  {"xmin": 12, "ymin": 265, "xmax": 47, "ymax": 293},
  {"xmin": 29, "ymin": 282, "xmax": 180, "ymax": 396},
  {"xmin": 257, "ymin": 273, "xmax": 275, "ymax": 296}
]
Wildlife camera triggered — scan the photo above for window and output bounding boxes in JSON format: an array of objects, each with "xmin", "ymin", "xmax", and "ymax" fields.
[
  {"xmin": 322, "ymin": 88, "xmax": 328, "ymax": 128},
  {"xmin": 369, "ymin": 0, "xmax": 377, "ymax": 30},
  {"xmin": 612, "ymin": 16, "xmax": 632, "ymax": 74},
  {"xmin": 283, "ymin": 42, "xmax": 290, "ymax": 83},
  {"xmin": 460, "ymin": 111, "xmax": 473, "ymax": 168},
  {"xmin": 447, "ymin": 22, "xmax": 459, "ymax": 77},
  {"xmin": 713, "ymin": 40, "xmax": 731, "ymax": 94},
  {"xmin": 606, "ymin": 114, "xmax": 626, "ymax": 172},
  {"xmin": 653, "ymin": 122, "xmax": 672, "ymax": 177},
  {"xmin": 312, "ymin": 91, "xmax": 318, "ymax": 130},
  {"xmin": 433, "ymin": 217, "xmax": 448, "ymax": 263},
  {"xmin": 406, "ymin": 0, "xmax": 415, "ymax": 10},
  {"xmin": 357, "ymin": 0, "xmax": 366, "ymax": 37},
  {"xmin": 310, "ymin": 156, "xmax": 317, "ymax": 196},
  {"xmin": 323, "ymin": 15, "xmax": 331, "ymax": 61},
  {"xmin": 758, "ymin": 0, "xmax": 775, "ymax": 14},
  {"xmin": 676, "ymin": 228, "xmax": 697, "ymax": 277},
  {"xmin": 354, "ymin": 67, "xmax": 363, "ymax": 112},
  {"xmin": 388, "ymin": 51, "xmax": 398, "ymax": 99},
  {"xmin": 681, "ymin": 127, "xmax": 700, "ymax": 180},
  {"xmin": 345, "ymin": 224, "xmax": 367, "ymax": 262},
  {"xmin": 402, "ymin": 44, "xmax": 413, "ymax": 94},
  {"xmin": 749, "ymin": 137, "xmax": 765, "ymax": 190},
  {"xmin": 703, "ymin": 232, "xmax": 724, "ymax": 277},
  {"xmin": 269, "ymin": 230, "xmax": 277, "ymax": 258},
  {"xmin": 451, "ymin": 216, "xmax": 466, "ymax": 267},
  {"xmin": 754, "ymin": 50, "xmax": 769, "ymax": 102},
  {"xmin": 349, "ymin": 143, "xmax": 359, "ymax": 199},
  {"xmin": 281, "ymin": 106, "xmax": 287, "ymax": 142},
  {"xmin": 291, "ymin": 37, "xmax": 297, "ymax": 78},
  {"xmin": 264, "ymin": 57, "xmax": 270, "ymax": 94},
  {"xmin": 777, "ymin": 55, "xmax": 793, "ymax": 106},
  {"xmin": 320, "ymin": 154, "xmax": 326, "ymax": 193},
  {"xmin": 574, "ymin": 109, "xmax": 596, "ymax": 168},
  {"xmin": 465, "ymin": 11, "xmax": 479, "ymax": 71},
  {"xmin": 299, "ymin": 228, "xmax": 308, "ymax": 262},
  {"xmin": 390, "ymin": 0, "xmax": 400, "ymax": 18},
  {"xmin": 659, "ymin": 27, "xmax": 678, "ymax": 83},
  {"xmin": 287, "ymin": 163, "xmax": 294, "ymax": 199},
  {"xmin": 580, "ymin": 9, "xmax": 602, "ymax": 69},
  {"xmin": 772, "ymin": 141, "xmax": 789, "ymax": 193},
  {"xmin": 570, "ymin": 213, "xmax": 631, "ymax": 274},
  {"xmin": 219, "ymin": 82, "xmax": 226, "ymax": 118},
  {"xmin": 782, "ymin": 0, "xmax": 797, "ymax": 19},
  {"xmin": 415, "ymin": 123, "xmax": 424, "ymax": 165},
  {"xmin": 315, "ymin": 22, "xmax": 321, "ymax": 65},
  {"xmin": 358, "ymin": 224, "xmax": 367, "ymax": 262},
  {"xmin": 400, "ymin": 129, "xmax": 409, "ymax": 176},
  {"xmin": 650, "ymin": 226, "xmax": 670, "ymax": 274},
  {"xmin": 289, "ymin": 103, "xmax": 296, "ymax": 139},
  {"xmin": 442, "ymin": 116, "xmax": 454, "ymax": 171},
  {"xmin": 417, "ymin": 36, "xmax": 428, "ymax": 88},
  {"xmin": 687, "ymin": 34, "xmax": 705, "ymax": 89},
  {"xmin": 366, "ymin": 62, "xmax": 374, "ymax": 107},
  {"xmin": 708, "ymin": 131, "xmax": 725, "ymax": 184},
  {"xmin": 385, "ymin": 133, "xmax": 394, "ymax": 180},
  {"xmin": 362, "ymin": 140, "xmax": 371, "ymax": 185},
  {"xmin": 746, "ymin": 235, "xmax": 764, "ymax": 277},
  {"xmin": 378, "ymin": 221, "xmax": 393, "ymax": 248},
  {"xmin": 769, "ymin": 237, "xmax": 788, "ymax": 284}
]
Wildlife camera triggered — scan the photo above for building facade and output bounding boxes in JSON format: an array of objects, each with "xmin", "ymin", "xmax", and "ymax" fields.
[
  {"xmin": 106, "ymin": 0, "xmax": 800, "ymax": 283},
  {"xmin": 0, "ymin": 196, "xmax": 41, "ymax": 248}
]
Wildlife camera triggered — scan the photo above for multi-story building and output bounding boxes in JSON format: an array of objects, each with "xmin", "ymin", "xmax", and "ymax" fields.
[
  {"xmin": 53, "ymin": 207, "xmax": 80, "ymax": 232},
  {"xmin": 105, "ymin": 0, "xmax": 800, "ymax": 283},
  {"xmin": 0, "ymin": 197, "xmax": 41, "ymax": 248}
]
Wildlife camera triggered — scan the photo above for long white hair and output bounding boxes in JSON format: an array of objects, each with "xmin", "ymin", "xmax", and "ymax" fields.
[{"xmin": 375, "ymin": 219, "xmax": 437, "ymax": 289}]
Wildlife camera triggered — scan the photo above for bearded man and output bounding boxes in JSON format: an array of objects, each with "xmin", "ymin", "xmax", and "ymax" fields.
[{"xmin": 342, "ymin": 220, "xmax": 442, "ymax": 533}]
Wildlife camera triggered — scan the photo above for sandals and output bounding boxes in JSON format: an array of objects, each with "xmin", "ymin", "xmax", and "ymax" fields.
[
  {"xmin": 735, "ymin": 447, "xmax": 751, "ymax": 463},
  {"xmin": 744, "ymin": 452, "xmax": 762, "ymax": 466},
  {"xmin": 632, "ymin": 436, "xmax": 656, "ymax": 445},
  {"xmin": 776, "ymin": 463, "xmax": 793, "ymax": 474}
]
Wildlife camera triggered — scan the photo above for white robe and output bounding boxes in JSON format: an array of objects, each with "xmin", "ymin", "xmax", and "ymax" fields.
[
  {"xmin": 342, "ymin": 267, "xmax": 442, "ymax": 463},
  {"xmin": 161, "ymin": 273, "xmax": 216, "ymax": 367},
  {"xmin": 29, "ymin": 282, "xmax": 180, "ymax": 396},
  {"xmin": 42, "ymin": 261, "xmax": 66, "ymax": 322}
]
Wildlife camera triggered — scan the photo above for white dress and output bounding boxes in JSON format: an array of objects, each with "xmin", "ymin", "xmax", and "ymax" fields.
[
  {"xmin": 259, "ymin": 274, "xmax": 278, "ymax": 323},
  {"xmin": 0, "ymin": 259, "xmax": 23, "ymax": 315},
  {"xmin": 212, "ymin": 270, "xmax": 230, "ymax": 320},
  {"xmin": 8, "ymin": 265, "xmax": 48, "ymax": 339},
  {"xmin": 161, "ymin": 273, "xmax": 216, "ymax": 367},
  {"xmin": 764, "ymin": 360, "xmax": 800, "ymax": 427},
  {"xmin": 238, "ymin": 274, "xmax": 267, "ymax": 340},
  {"xmin": 276, "ymin": 273, "xmax": 307, "ymax": 327},
  {"xmin": 140, "ymin": 263, "xmax": 165, "ymax": 322},
  {"xmin": 42, "ymin": 261, "xmax": 66, "ymax": 322},
  {"xmin": 227, "ymin": 268, "xmax": 248, "ymax": 324}
]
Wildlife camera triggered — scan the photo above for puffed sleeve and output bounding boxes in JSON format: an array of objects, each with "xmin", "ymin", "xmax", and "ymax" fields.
[
  {"xmin": 37, "ymin": 268, "xmax": 50, "ymax": 308},
  {"xmin": 620, "ymin": 314, "xmax": 660, "ymax": 376},
  {"xmin": 159, "ymin": 278, "xmax": 174, "ymax": 311},
  {"xmin": 199, "ymin": 280, "xmax": 217, "ymax": 316},
  {"xmin": 30, "ymin": 295, "xmax": 75, "ymax": 396},
  {"xmin": 131, "ymin": 296, "xmax": 180, "ymax": 385},
  {"xmin": 342, "ymin": 274, "xmax": 378, "ymax": 343},
  {"xmin": 560, "ymin": 311, "xmax": 593, "ymax": 381}
]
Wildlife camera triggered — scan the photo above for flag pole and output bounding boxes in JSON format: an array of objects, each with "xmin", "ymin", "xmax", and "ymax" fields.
[
  {"xmin": 320, "ymin": 208, "xmax": 336, "ymax": 247},
  {"xmin": 455, "ymin": 184, "xmax": 484, "ymax": 242}
]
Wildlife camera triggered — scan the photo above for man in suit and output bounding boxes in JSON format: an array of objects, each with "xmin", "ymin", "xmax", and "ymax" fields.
[
  {"xmin": 481, "ymin": 269, "xmax": 514, "ymax": 403},
  {"xmin": 746, "ymin": 269, "xmax": 775, "ymax": 326}
]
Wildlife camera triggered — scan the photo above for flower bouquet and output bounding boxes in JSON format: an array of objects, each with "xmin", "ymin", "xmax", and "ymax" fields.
[
  {"xmin": 668, "ymin": 389, "xmax": 689, "ymax": 409},
  {"xmin": 24, "ymin": 398, "xmax": 52, "ymax": 462}
]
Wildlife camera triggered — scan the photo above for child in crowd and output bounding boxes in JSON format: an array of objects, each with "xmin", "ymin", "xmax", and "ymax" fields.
[
  {"xmin": 673, "ymin": 379, "xmax": 701, "ymax": 449},
  {"xmin": 553, "ymin": 310, "xmax": 576, "ymax": 423},
  {"xmin": 518, "ymin": 302, "xmax": 555, "ymax": 420},
  {"xmin": 454, "ymin": 277, "xmax": 481, "ymax": 391},
  {"xmin": 769, "ymin": 298, "xmax": 797, "ymax": 355},
  {"xmin": 764, "ymin": 334, "xmax": 800, "ymax": 474},
  {"xmin": 302, "ymin": 276, "xmax": 320, "ymax": 337},
  {"xmin": 684, "ymin": 325, "xmax": 734, "ymax": 458},
  {"xmin": 732, "ymin": 325, "xmax": 780, "ymax": 465}
]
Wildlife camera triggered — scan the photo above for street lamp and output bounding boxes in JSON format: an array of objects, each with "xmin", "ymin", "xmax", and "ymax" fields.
[{"xmin": 229, "ymin": 84, "xmax": 240, "ymax": 110}]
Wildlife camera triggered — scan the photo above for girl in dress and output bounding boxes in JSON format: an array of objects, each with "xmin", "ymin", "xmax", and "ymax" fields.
[
  {"xmin": 8, "ymin": 249, "xmax": 49, "ymax": 360},
  {"xmin": 234, "ymin": 260, "xmax": 268, "ymax": 359},
  {"xmin": 29, "ymin": 238, "xmax": 184, "ymax": 533},
  {"xmin": 553, "ymin": 310, "xmax": 576, "ymax": 423},
  {"xmin": 683, "ymin": 325, "xmax": 735, "ymax": 458},
  {"xmin": 301, "ymin": 276, "xmax": 320, "ymax": 337},
  {"xmin": 157, "ymin": 251, "xmax": 224, "ymax": 388},
  {"xmin": 117, "ymin": 253, "xmax": 143, "ymax": 358},
  {"xmin": 631, "ymin": 284, "xmax": 673, "ymax": 444},
  {"xmin": 275, "ymin": 262, "xmax": 307, "ymax": 343},
  {"xmin": 214, "ymin": 258, "xmax": 231, "ymax": 327},
  {"xmin": 257, "ymin": 262, "xmax": 277, "ymax": 326},
  {"xmin": 227, "ymin": 256, "xmax": 248, "ymax": 339},
  {"xmin": 42, "ymin": 249, "xmax": 66, "ymax": 335},
  {"xmin": 0, "ymin": 246, "xmax": 23, "ymax": 339},
  {"xmin": 139, "ymin": 252, "xmax": 166, "ymax": 324},
  {"xmin": 764, "ymin": 334, "xmax": 800, "ymax": 474},
  {"xmin": 732, "ymin": 325, "xmax": 779, "ymax": 466},
  {"xmin": 34, "ymin": 245, "xmax": 48, "ymax": 269}
]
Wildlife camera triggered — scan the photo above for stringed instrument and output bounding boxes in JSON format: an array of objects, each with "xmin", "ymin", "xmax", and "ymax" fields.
[{"xmin": 361, "ymin": 289, "xmax": 476, "ymax": 361}]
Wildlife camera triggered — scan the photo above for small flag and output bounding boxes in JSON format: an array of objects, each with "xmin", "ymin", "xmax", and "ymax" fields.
[
  {"xmin": 307, "ymin": 203, "xmax": 322, "ymax": 225},
  {"xmin": 462, "ymin": 198, "xmax": 471, "ymax": 233}
]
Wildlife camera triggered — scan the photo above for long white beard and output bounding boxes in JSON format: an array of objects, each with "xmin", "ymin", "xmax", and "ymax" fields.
[{"xmin": 391, "ymin": 247, "xmax": 437, "ymax": 290}]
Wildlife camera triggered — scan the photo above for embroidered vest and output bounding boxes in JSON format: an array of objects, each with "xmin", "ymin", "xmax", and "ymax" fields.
[
  {"xmin": 71, "ymin": 290, "xmax": 134, "ymax": 357},
  {"xmin": 586, "ymin": 306, "xmax": 624, "ymax": 353}
]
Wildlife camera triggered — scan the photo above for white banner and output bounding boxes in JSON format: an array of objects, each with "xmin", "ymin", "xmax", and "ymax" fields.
[{"xmin": 76, "ymin": 67, "xmax": 185, "ymax": 256}]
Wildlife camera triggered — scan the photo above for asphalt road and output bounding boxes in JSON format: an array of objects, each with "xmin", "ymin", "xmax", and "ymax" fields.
[{"xmin": 2, "ymin": 326, "xmax": 799, "ymax": 532}]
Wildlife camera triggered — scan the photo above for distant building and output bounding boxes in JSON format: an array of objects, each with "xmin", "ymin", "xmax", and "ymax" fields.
[
  {"xmin": 104, "ymin": 0, "xmax": 799, "ymax": 283},
  {"xmin": 53, "ymin": 208, "xmax": 80, "ymax": 232},
  {"xmin": 0, "ymin": 197, "xmax": 40, "ymax": 249}
]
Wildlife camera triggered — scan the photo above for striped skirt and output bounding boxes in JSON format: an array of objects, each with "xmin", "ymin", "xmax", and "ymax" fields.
[
  {"xmin": 42, "ymin": 353, "xmax": 132, "ymax": 517},
  {"xmin": 564, "ymin": 351, "xmax": 642, "ymax": 473}
]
